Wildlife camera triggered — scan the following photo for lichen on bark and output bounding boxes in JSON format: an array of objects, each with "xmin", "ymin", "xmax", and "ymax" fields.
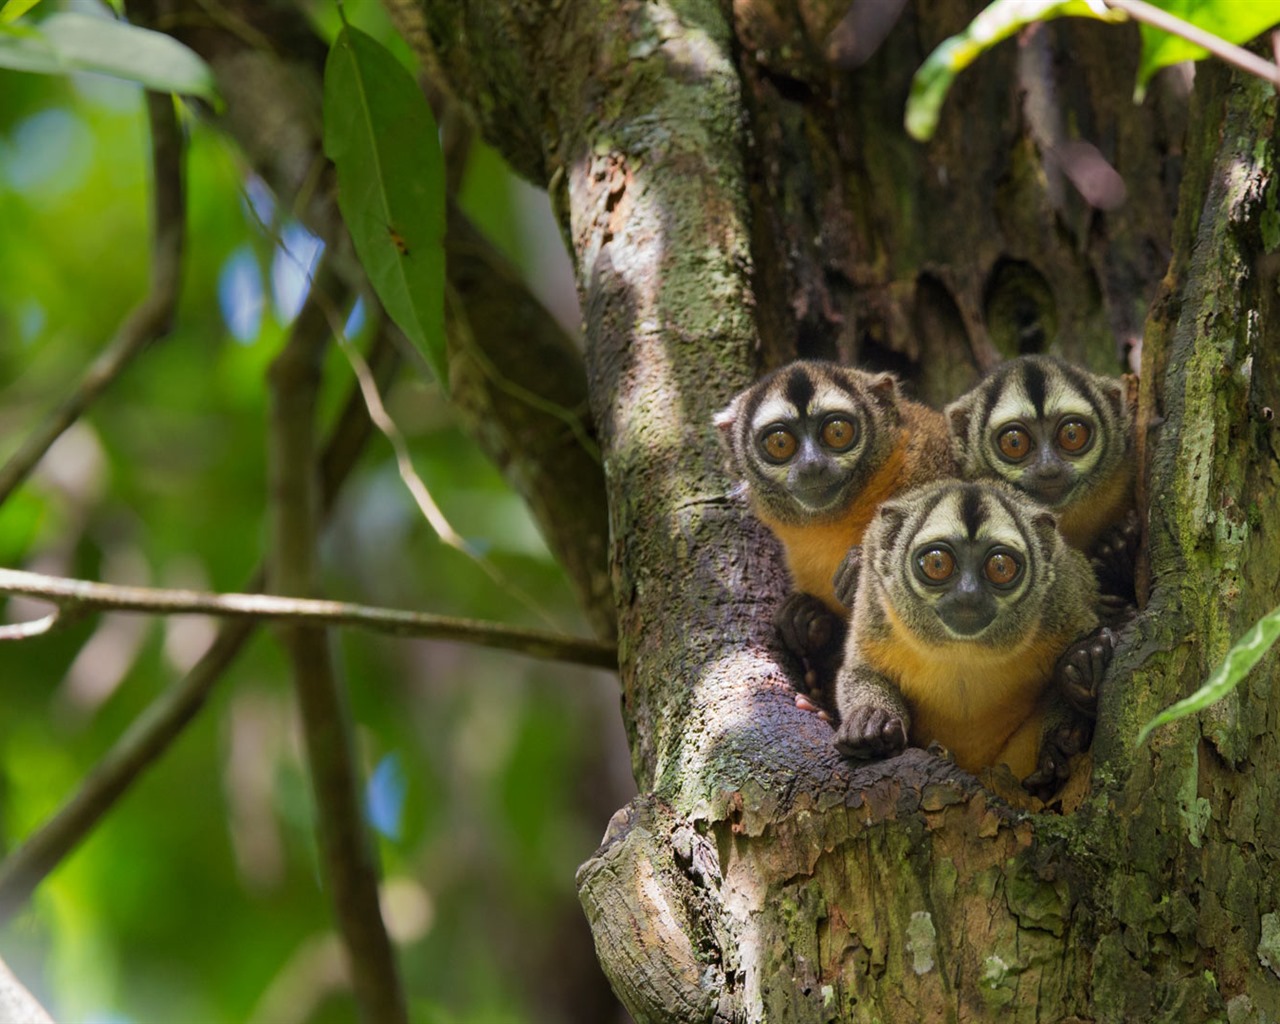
[{"xmin": 406, "ymin": 0, "xmax": 1280, "ymax": 1020}]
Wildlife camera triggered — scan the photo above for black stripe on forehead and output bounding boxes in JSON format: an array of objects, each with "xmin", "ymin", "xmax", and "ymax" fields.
[
  {"xmin": 977, "ymin": 362, "xmax": 1015, "ymax": 430},
  {"xmin": 783, "ymin": 365, "xmax": 817, "ymax": 413},
  {"xmin": 1021, "ymin": 359, "xmax": 1048, "ymax": 418},
  {"xmin": 959, "ymin": 483, "xmax": 985, "ymax": 539},
  {"xmin": 1056, "ymin": 361, "xmax": 1105, "ymax": 418}
]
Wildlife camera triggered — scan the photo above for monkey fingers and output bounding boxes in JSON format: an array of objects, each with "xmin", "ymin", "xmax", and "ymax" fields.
[
  {"xmin": 794, "ymin": 691, "xmax": 832, "ymax": 723},
  {"xmin": 1097, "ymin": 592, "xmax": 1136, "ymax": 628},
  {"xmin": 775, "ymin": 591, "xmax": 842, "ymax": 654},
  {"xmin": 774, "ymin": 592, "xmax": 847, "ymax": 710},
  {"xmin": 831, "ymin": 545, "xmax": 863, "ymax": 609},
  {"xmin": 1023, "ymin": 715, "xmax": 1094, "ymax": 799},
  {"xmin": 1053, "ymin": 626, "xmax": 1115, "ymax": 718},
  {"xmin": 833, "ymin": 705, "xmax": 907, "ymax": 761},
  {"xmin": 1090, "ymin": 508, "xmax": 1141, "ymax": 606}
]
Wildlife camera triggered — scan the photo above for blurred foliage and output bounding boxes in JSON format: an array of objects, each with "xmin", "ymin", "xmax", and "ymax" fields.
[
  {"xmin": 906, "ymin": 0, "xmax": 1280, "ymax": 140},
  {"xmin": 0, "ymin": 3, "xmax": 628, "ymax": 1022}
]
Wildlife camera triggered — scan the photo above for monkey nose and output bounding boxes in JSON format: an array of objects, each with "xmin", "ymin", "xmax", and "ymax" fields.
[
  {"xmin": 1030, "ymin": 448, "xmax": 1065, "ymax": 479},
  {"xmin": 936, "ymin": 588, "xmax": 996, "ymax": 636},
  {"xmin": 1027, "ymin": 455, "xmax": 1071, "ymax": 504}
]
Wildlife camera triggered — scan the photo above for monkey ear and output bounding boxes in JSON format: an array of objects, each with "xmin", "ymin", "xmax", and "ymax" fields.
[
  {"xmin": 713, "ymin": 398, "xmax": 742, "ymax": 460},
  {"xmin": 946, "ymin": 400, "xmax": 974, "ymax": 464},
  {"xmin": 867, "ymin": 371, "xmax": 901, "ymax": 409},
  {"xmin": 946, "ymin": 399, "xmax": 971, "ymax": 441},
  {"xmin": 1031, "ymin": 509, "xmax": 1060, "ymax": 550},
  {"xmin": 1097, "ymin": 377, "xmax": 1125, "ymax": 417},
  {"xmin": 713, "ymin": 398, "xmax": 739, "ymax": 435}
]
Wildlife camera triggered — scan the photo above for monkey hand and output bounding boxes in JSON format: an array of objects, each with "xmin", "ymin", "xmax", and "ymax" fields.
[
  {"xmin": 775, "ymin": 592, "xmax": 843, "ymax": 656},
  {"xmin": 831, "ymin": 545, "xmax": 863, "ymax": 609},
  {"xmin": 1053, "ymin": 626, "xmax": 1115, "ymax": 718},
  {"xmin": 833, "ymin": 704, "xmax": 908, "ymax": 761},
  {"xmin": 1090, "ymin": 509, "xmax": 1141, "ymax": 608},
  {"xmin": 1023, "ymin": 714, "xmax": 1094, "ymax": 799},
  {"xmin": 774, "ymin": 592, "xmax": 847, "ymax": 712}
]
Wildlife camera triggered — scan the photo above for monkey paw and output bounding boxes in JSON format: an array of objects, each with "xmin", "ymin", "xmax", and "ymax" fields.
[
  {"xmin": 833, "ymin": 705, "xmax": 907, "ymax": 761},
  {"xmin": 831, "ymin": 545, "xmax": 863, "ymax": 609},
  {"xmin": 1097, "ymin": 592, "xmax": 1136, "ymax": 629},
  {"xmin": 774, "ymin": 592, "xmax": 847, "ymax": 714},
  {"xmin": 775, "ymin": 592, "xmax": 843, "ymax": 657},
  {"xmin": 1090, "ymin": 509, "xmax": 1141, "ymax": 605},
  {"xmin": 1023, "ymin": 716, "xmax": 1094, "ymax": 799},
  {"xmin": 1054, "ymin": 626, "xmax": 1115, "ymax": 718}
]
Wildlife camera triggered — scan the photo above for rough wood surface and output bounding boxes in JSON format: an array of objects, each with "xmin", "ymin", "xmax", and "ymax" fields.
[
  {"xmin": 406, "ymin": 0, "xmax": 1280, "ymax": 1019},
  {"xmin": 384, "ymin": 1, "xmax": 1280, "ymax": 1018}
]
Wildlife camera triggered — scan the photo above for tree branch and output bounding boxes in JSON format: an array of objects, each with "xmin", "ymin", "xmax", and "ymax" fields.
[
  {"xmin": 266, "ymin": 258, "xmax": 408, "ymax": 1024},
  {"xmin": 1104, "ymin": 0, "xmax": 1280, "ymax": 90},
  {"xmin": 0, "ymin": 92, "xmax": 184, "ymax": 507},
  {"xmin": 0, "ymin": 570, "xmax": 615, "ymax": 667},
  {"xmin": 130, "ymin": 0, "xmax": 615, "ymax": 637},
  {"xmin": 0, "ymin": 956, "xmax": 54, "ymax": 1024},
  {"xmin": 0, "ymin": 325, "xmax": 401, "ymax": 923}
]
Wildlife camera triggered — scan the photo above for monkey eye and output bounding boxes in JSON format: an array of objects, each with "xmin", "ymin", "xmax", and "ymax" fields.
[
  {"xmin": 917, "ymin": 547, "xmax": 956, "ymax": 583},
  {"xmin": 760, "ymin": 427, "xmax": 798, "ymax": 462},
  {"xmin": 996, "ymin": 425, "xmax": 1032, "ymax": 462},
  {"xmin": 819, "ymin": 416, "xmax": 857, "ymax": 452},
  {"xmin": 983, "ymin": 550, "xmax": 1022, "ymax": 587},
  {"xmin": 1056, "ymin": 418, "xmax": 1092, "ymax": 454}
]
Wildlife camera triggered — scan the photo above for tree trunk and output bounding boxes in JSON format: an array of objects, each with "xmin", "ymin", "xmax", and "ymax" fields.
[{"xmin": 409, "ymin": 2, "xmax": 1280, "ymax": 1019}]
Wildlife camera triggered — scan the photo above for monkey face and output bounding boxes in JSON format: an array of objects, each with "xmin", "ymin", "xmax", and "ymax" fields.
[
  {"xmin": 869, "ymin": 480, "xmax": 1059, "ymax": 648},
  {"xmin": 715, "ymin": 361, "xmax": 901, "ymax": 524},
  {"xmin": 946, "ymin": 355, "xmax": 1129, "ymax": 512},
  {"xmin": 910, "ymin": 538, "xmax": 1024, "ymax": 636}
]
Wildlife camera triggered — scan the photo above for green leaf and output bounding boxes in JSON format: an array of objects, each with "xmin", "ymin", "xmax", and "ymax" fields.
[
  {"xmin": 1137, "ymin": 602, "xmax": 1280, "ymax": 745},
  {"xmin": 1137, "ymin": 1, "xmax": 1280, "ymax": 95},
  {"xmin": 0, "ymin": 12, "xmax": 216, "ymax": 99},
  {"xmin": 905, "ymin": 0, "xmax": 1125, "ymax": 141},
  {"xmin": 323, "ymin": 25, "xmax": 447, "ymax": 388},
  {"xmin": 0, "ymin": 0, "xmax": 44, "ymax": 25}
]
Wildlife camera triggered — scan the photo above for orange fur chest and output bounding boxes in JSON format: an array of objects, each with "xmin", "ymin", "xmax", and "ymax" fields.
[{"xmin": 862, "ymin": 605, "xmax": 1072, "ymax": 775}]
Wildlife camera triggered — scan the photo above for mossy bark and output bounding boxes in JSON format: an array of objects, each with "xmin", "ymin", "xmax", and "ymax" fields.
[{"xmin": 408, "ymin": 1, "xmax": 1280, "ymax": 1020}]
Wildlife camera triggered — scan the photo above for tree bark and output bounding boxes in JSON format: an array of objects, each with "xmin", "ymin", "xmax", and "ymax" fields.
[{"xmin": 407, "ymin": 1, "xmax": 1280, "ymax": 1020}]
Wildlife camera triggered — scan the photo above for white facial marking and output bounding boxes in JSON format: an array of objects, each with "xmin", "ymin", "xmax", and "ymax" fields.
[{"xmin": 750, "ymin": 394, "xmax": 800, "ymax": 432}]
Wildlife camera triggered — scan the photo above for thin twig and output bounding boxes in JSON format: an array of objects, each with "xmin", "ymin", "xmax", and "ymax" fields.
[
  {"xmin": 0, "ymin": 611, "xmax": 62, "ymax": 641},
  {"xmin": 0, "ymin": 569, "xmax": 615, "ymax": 667},
  {"xmin": 240, "ymin": 193, "xmax": 566, "ymax": 632},
  {"xmin": 1105, "ymin": 0, "xmax": 1280, "ymax": 90},
  {"xmin": 267, "ymin": 256, "xmax": 409, "ymax": 1024},
  {"xmin": 0, "ymin": 956, "xmax": 54, "ymax": 1024},
  {"xmin": 0, "ymin": 93, "xmax": 185, "ymax": 508},
  {"xmin": 0, "ymin": 325, "xmax": 401, "ymax": 924}
]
